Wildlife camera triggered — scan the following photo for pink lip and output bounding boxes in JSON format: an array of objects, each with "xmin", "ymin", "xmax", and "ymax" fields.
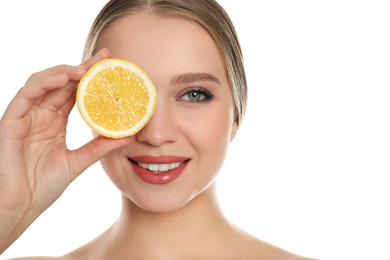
[{"xmin": 129, "ymin": 156, "xmax": 191, "ymax": 184}]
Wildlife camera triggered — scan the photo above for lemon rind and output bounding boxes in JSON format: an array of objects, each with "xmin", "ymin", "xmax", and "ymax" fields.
[{"xmin": 76, "ymin": 59, "xmax": 157, "ymax": 139}]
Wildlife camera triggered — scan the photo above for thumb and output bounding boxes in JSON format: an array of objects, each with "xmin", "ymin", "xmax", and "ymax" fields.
[{"xmin": 68, "ymin": 136, "xmax": 131, "ymax": 180}]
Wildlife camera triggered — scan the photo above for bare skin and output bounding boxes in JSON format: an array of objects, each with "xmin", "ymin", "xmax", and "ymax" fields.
[
  {"xmin": 10, "ymin": 187, "xmax": 314, "ymax": 260},
  {"xmin": 0, "ymin": 48, "xmax": 131, "ymax": 255},
  {"xmin": 1, "ymin": 13, "xmax": 317, "ymax": 260}
]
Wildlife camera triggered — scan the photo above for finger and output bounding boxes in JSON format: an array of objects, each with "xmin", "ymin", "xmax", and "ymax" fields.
[
  {"xmin": 26, "ymin": 65, "xmax": 87, "ymax": 85},
  {"xmin": 3, "ymin": 64, "xmax": 88, "ymax": 120},
  {"xmin": 51, "ymin": 48, "xmax": 112, "ymax": 115},
  {"xmin": 3, "ymin": 49, "xmax": 110, "ymax": 121},
  {"xmin": 39, "ymin": 49, "xmax": 111, "ymax": 112},
  {"xmin": 40, "ymin": 48, "xmax": 110, "ymax": 113},
  {"xmin": 24, "ymin": 48, "xmax": 110, "ymax": 85},
  {"xmin": 80, "ymin": 48, "xmax": 111, "ymax": 70},
  {"xmin": 57, "ymin": 92, "xmax": 76, "ymax": 116},
  {"xmin": 38, "ymin": 71, "xmax": 83, "ymax": 113},
  {"xmin": 68, "ymin": 135, "xmax": 131, "ymax": 180},
  {"xmin": 3, "ymin": 73, "xmax": 70, "ymax": 120}
]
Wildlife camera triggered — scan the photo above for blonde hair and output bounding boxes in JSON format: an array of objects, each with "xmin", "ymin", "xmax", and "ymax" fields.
[{"xmin": 83, "ymin": 0, "xmax": 247, "ymax": 126}]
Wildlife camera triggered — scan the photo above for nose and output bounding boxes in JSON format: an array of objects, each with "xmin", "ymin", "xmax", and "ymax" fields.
[{"xmin": 135, "ymin": 101, "xmax": 178, "ymax": 147}]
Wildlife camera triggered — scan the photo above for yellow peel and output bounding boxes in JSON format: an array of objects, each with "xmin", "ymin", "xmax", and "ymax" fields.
[{"xmin": 76, "ymin": 59, "xmax": 156, "ymax": 138}]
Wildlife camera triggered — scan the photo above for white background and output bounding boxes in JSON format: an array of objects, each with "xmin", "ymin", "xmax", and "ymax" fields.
[{"xmin": 1, "ymin": 1, "xmax": 389, "ymax": 259}]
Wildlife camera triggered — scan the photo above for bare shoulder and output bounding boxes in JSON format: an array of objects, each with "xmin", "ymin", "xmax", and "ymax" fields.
[
  {"xmin": 7, "ymin": 257, "xmax": 70, "ymax": 260},
  {"xmin": 251, "ymin": 238, "xmax": 317, "ymax": 260},
  {"xmin": 6, "ymin": 244, "xmax": 95, "ymax": 260},
  {"xmin": 248, "ymin": 237, "xmax": 318, "ymax": 260},
  {"xmin": 229, "ymin": 226, "xmax": 318, "ymax": 260}
]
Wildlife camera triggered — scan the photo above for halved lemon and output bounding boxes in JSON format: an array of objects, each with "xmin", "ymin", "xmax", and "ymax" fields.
[{"xmin": 77, "ymin": 59, "xmax": 157, "ymax": 138}]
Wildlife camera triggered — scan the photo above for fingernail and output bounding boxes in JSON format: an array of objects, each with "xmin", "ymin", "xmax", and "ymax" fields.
[
  {"xmin": 73, "ymin": 65, "xmax": 85, "ymax": 69},
  {"xmin": 95, "ymin": 48, "xmax": 108, "ymax": 56}
]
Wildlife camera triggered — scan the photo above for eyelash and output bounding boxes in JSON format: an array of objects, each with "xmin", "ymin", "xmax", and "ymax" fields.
[{"xmin": 181, "ymin": 87, "xmax": 214, "ymax": 103}]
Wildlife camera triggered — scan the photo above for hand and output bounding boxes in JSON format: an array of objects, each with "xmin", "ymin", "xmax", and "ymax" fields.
[{"xmin": 0, "ymin": 48, "xmax": 131, "ymax": 252}]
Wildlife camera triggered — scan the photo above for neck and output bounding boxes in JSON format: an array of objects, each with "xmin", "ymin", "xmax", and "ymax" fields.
[{"xmin": 107, "ymin": 182, "xmax": 232, "ymax": 258}]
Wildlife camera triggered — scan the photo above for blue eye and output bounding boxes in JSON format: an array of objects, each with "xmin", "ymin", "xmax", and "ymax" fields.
[
  {"xmin": 182, "ymin": 88, "xmax": 214, "ymax": 103},
  {"xmin": 186, "ymin": 91, "xmax": 204, "ymax": 101}
]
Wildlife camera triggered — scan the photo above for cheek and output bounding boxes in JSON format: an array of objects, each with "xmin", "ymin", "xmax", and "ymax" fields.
[
  {"xmin": 199, "ymin": 109, "xmax": 233, "ymax": 149},
  {"xmin": 100, "ymin": 155, "xmax": 116, "ymax": 182},
  {"xmin": 179, "ymin": 102, "xmax": 234, "ymax": 168},
  {"xmin": 99, "ymin": 152, "xmax": 127, "ymax": 192}
]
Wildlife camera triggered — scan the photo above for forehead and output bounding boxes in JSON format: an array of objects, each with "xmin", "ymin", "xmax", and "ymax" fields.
[{"xmin": 97, "ymin": 12, "xmax": 227, "ymax": 84}]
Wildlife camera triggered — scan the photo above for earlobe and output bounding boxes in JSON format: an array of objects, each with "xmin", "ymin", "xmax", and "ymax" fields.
[{"xmin": 230, "ymin": 122, "xmax": 238, "ymax": 142}]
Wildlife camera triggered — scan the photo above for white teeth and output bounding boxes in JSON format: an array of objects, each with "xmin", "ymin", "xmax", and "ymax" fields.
[
  {"xmin": 169, "ymin": 163, "xmax": 180, "ymax": 169},
  {"xmin": 148, "ymin": 164, "xmax": 159, "ymax": 172},
  {"xmin": 141, "ymin": 163, "xmax": 148, "ymax": 168},
  {"xmin": 159, "ymin": 164, "xmax": 169, "ymax": 172},
  {"xmin": 138, "ymin": 162, "xmax": 183, "ymax": 173}
]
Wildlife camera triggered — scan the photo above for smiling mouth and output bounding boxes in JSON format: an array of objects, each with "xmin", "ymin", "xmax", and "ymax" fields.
[
  {"xmin": 135, "ymin": 161, "xmax": 187, "ymax": 174},
  {"xmin": 128, "ymin": 156, "xmax": 191, "ymax": 184},
  {"xmin": 128, "ymin": 157, "xmax": 191, "ymax": 174}
]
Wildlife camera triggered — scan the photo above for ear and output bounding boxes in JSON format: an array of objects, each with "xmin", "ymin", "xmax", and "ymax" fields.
[{"xmin": 230, "ymin": 122, "xmax": 238, "ymax": 142}]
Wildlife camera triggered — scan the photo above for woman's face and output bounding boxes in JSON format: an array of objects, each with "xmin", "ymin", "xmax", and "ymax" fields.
[{"xmin": 97, "ymin": 13, "xmax": 237, "ymax": 212}]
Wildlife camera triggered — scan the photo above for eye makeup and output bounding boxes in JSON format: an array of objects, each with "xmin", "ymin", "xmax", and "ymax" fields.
[{"xmin": 179, "ymin": 87, "xmax": 214, "ymax": 103}]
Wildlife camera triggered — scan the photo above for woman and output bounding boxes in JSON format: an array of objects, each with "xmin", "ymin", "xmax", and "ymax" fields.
[{"xmin": 0, "ymin": 0, "xmax": 315, "ymax": 259}]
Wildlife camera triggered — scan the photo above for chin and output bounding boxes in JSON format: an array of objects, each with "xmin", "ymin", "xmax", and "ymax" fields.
[
  {"xmin": 126, "ymin": 191, "xmax": 196, "ymax": 213},
  {"xmin": 120, "ymin": 182, "xmax": 203, "ymax": 213},
  {"xmin": 103, "ymin": 157, "xmax": 219, "ymax": 214}
]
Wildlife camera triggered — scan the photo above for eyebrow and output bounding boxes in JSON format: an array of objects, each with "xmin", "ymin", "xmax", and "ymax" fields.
[{"xmin": 170, "ymin": 72, "xmax": 221, "ymax": 85}]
